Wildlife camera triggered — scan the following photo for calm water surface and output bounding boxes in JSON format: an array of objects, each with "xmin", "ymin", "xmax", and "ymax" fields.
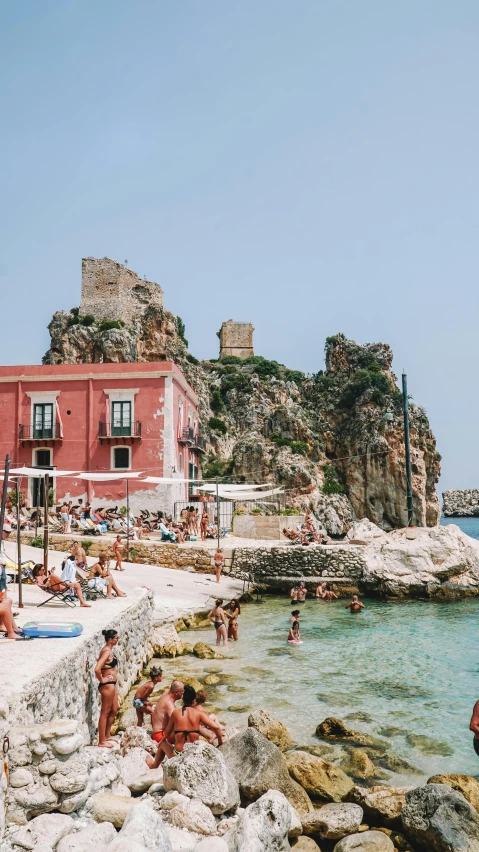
[
  {"xmin": 165, "ymin": 595, "xmax": 479, "ymax": 785},
  {"xmin": 441, "ymin": 515, "xmax": 479, "ymax": 540}
]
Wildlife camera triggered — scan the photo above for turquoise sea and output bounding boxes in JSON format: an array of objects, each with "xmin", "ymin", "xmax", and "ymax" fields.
[
  {"xmin": 441, "ymin": 515, "xmax": 479, "ymax": 540},
  {"xmin": 160, "ymin": 515, "xmax": 479, "ymax": 785}
]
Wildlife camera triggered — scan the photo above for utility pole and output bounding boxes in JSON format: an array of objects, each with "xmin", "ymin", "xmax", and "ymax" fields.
[
  {"xmin": 43, "ymin": 473, "xmax": 49, "ymax": 574},
  {"xmin": 216, "ymin": 477, "xmax": 220, "ymax": 551},
  {"xmin": 402, "ymin": 372, "xmax": 414, "ymax": 527},
  {"xmin": 16, "ymin": 479, "xmax": 23, "ymax": 607}
]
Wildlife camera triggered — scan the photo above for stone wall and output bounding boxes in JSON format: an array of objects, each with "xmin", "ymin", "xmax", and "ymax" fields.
[
  {"xmin": 232, "ymin": 515, "xmax": 304, "ymax": 540},
  {"xmin": 80, "ymin": 257, "xmax": 164, "ymax": 326},
  {"xmin": 443, "ymin": 489, "xmax": 479, "ymax": 516},
  {"xmin": 232, "ymin": 544, "xmax": 366, "ymax": 587},
  {"xmin": 217, "ymin": 320, "xmax": 254, "ymax": 359}
]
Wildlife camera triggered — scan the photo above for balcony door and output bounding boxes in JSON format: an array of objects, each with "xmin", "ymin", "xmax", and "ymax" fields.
[
  {"xmin": 33, "ymin": 403, "xmax": 53, "ymax": 439},
  {"xmin": 111, "ymin": 401, "xmax": 131, "ymax": 437}
]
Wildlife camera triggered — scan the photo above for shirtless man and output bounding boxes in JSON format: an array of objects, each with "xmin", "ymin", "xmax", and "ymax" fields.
[
  {"xmin": 316, "ymin": 582, "xmax": 326, "ymax": 599},
  {"xmin": 150, "ymin": 680, "xmax": 184, "ymax": 750},
  {"xmin": 290, "ymin": 585, "xmax": 299, "ymax": 604},
  {"xmin": 345, "ymin": 594, "xmax": 365, "ymax": 613},
  {"xmin": 297, "ymin": 582, "xmax": 307, "ymax": 603},
  {"xmin": 469, "ymin": 700, "xmax": 479, "ymax": 757},
  {"xmin": 148, "ymin": 685, "xmax": 223, "ymax": 768},
  {"xmin": 88, "ymin": 553, "xmax": 126, "ymax": 598}
]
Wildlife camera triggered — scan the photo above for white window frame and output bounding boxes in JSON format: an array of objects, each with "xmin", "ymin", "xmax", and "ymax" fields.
[
  {"xmin": 26, "ymin": 391, "xmax": 60, "ymax": 431},
  {"xmin": 111, "ymin": 445, "xmax": 131, "ymax": 470},
  {"xmin": 103, "ymin": 389, "xmax": 139, "ymax": 429}
]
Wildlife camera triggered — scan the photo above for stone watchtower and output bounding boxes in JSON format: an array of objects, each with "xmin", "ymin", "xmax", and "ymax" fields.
[
  {"xmin": 217, "ymin": 320, "xmax": 254, "ymax": 359},
  {"xmin": 80, "ymin": 257, "xmax": 164, "ymax": 325}
]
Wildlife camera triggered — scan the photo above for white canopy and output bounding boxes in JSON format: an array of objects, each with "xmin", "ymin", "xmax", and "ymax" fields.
[
  {"xmin": 73, "ymin": 472, "xmax": 142, "ymax": 481},
  {"xmin": 217, "ymin": 487, "xmax": 283, "ymax": 501},
  {"xmin": 141, "ymin": 476, "xmax": 195, "ymax": 485},
  {"xmin": 7, "ymin": 467, "xmax": 80, "ymax": 477},
  {"xmin": 198, "ymin": 483, "xmax": 271, "ymax": 492}
]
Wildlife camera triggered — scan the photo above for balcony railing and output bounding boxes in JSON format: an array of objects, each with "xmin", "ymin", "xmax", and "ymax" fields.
[
  {"xmin": 19, "ymin": 424, "xmax": 62, "ymax": 442},
  {"xmin": 98, "ymin": 421, "xmax": 142, "ymax": 441},
  {"xmin": 179, "ymin": 427, "xmax": 195, "ymax": 445},
  {"xmin": 195, "ymin": 435, "xmax": 207, "ymax": 453}
]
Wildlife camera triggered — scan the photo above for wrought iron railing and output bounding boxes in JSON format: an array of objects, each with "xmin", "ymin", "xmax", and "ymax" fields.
[
  {"xmin": 98, "ymin": 421, "xmax": 142, "ymax": 439},
  {"xmin": 19, "ymin": 424, "xmax": 62, "ymax": 441}
]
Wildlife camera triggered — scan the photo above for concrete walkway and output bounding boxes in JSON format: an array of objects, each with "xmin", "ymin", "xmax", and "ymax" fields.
[{"xmin": 1, "ymin": 541, "xmax": 244, "ymax": 694}]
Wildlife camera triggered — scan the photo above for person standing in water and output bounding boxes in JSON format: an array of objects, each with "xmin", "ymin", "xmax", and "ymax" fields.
[
  {"xmin": 226, "ymin": 599, "xmax": 240, "ymax": 641},
  {"xmin": 297, "ymin": 582, "xmax": 307, "ymax": 603},
  {"xmin": 94, "ymin": 628, "xmax": 119, "ymax": 748},
  {"xmin": 290, "ymin": 608, "xmax": 301, "ymax": 625},
  {"xmin": 290, "ymin": 585, "xmax": 299, "ymax": 604},
  {"xmin": 147, "ymin": 685, "xmax": 223, "ymax": 768},
  {"xmin": 213, "ymin": 547, "xmax": 224, "ymax": 583},
  {"xmin": 345, "ymin": 594, "xmax": 365, "ymax": 612},
  {"xmin": 323, "ymin": 584, "xmax": 338, "ymax": 602},
  {"xmin": 208, "ymin": 598, "xmax": 228, "ymax": 645},
  {"xmin": 469, "ymin": 700, "xmax": 479, "ymax": 757}
]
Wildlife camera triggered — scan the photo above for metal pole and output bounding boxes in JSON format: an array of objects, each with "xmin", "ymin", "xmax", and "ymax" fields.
[
  {"xmin": 16, "ymin": 479, "xmax": 23, "ymax": 608},
  {"xmin": 402, "ymin": 372, "xmax": 414, "ymax": 527},
  {"xmin": 0, "ymin": 455, "xmax": 11, "ymax": 580},
  {"xmin": 43, "ymin": 473, "xmax": 49, "ymax": 574},
  {"xmin": 126, "ymin": 479, "xmax": 130, "ymax": 563},
  {"xmin": 216, "ymin": 476, "xmax": 220, "ymax": 551}
]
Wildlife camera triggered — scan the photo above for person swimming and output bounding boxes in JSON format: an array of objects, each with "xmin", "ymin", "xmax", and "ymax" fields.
[
  {"xmin": 288, "ymin": 620, "xmax": 302, "ymax": 643},
  {"xmin": 345, "ymin": 594, "xmax": 365, "ymax": 613}
]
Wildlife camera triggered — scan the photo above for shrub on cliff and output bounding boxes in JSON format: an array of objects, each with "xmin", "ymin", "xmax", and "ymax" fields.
[
  {"xmin": 322, "ymin": 465, "xmax": 347, "ymax": 495},
  {"xmin": 209, "ymin": 417, "xmax": 227, "ymax": 435}
]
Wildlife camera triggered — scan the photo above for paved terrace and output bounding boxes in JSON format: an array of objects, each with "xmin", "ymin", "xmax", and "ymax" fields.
[{"xmin": 1, "ymin": 540, "xmax": 244, "ymax": 696}]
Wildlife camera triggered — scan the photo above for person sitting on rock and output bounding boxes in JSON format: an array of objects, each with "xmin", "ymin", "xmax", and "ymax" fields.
[
  {"xmin": 133, "ymin": 666, "xmax": 163, "ymax": 726},
  {"xmin": 147, "ymin": 685, "xmax": 223, "ymax": 768},
  {"xmin": 194, "ymin": 690, "xmax": 225, "ymax": 744},
  {"xmin": 150, "ymin": 679, "xmax": 184, "ymax": 749},
  {"xmin": 345, "ymin": 594, "xmax": 365, "ymax": 612}
]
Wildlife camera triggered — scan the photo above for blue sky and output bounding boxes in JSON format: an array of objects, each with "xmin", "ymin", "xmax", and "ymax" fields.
[{"xmin": 2, "ymin": 1, "xmax": 479, "ymax": 493}]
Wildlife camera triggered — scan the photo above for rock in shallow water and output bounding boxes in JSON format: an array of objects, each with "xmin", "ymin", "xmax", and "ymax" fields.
[
  {"xmin": 285, "ymin": 750, "xmax": 354, "ymax": 802},
  {"xmin": 427, "ymin": 773, "xmax": 479, "ymax": 811},
  {"xmin": 301, "ymin": 803, "xmax": 363, "ymax": 839},
  {"xmin": 248, "ymin": 709, "xmax": 293, "ymax": 751},
  {"xmin": 315, "ymin": 718, "xmax": 374, "ymax": 746},
  {"xmin": 401, "ymin": 783, "xmax": 479, "ymax": 851}
]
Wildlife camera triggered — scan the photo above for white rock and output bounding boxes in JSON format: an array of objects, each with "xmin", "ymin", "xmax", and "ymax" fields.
[
  {"xmin": 169, "ymin": 799, "xmax": 216, "ymax": 835},
  {"xmin": 9, "ymin": 769, "xmax": 34, "ymax": 788},
  {"xmin": 11, "ymin": 812, "xmax": 74, "ymax": 850},
  {"xmin": 57, "ymin": 821, "xmax": 117, "ymax": 852},
  {"xmin": 193, "ymin": 839, "xmax": 229, "ymax": 852},
  {"xmin": 53, "ymin": 734, "xmax": 84, "ymax": 755},
  {"xmin": 32, "ymin": 742, "xmax": 48, "ymax": 756},
  {"xmin": 346, "ymin": 519, "xmax": 388, "ymax": 542},
  {"xmin": 114, "ymin": 801, "xmax": 173, "ymax": 851},
  {"xmin": 31, "ymin": 845, "xmax": 54, "ymax": 852},
  {"xmin": 160, "ymin": 792, "xmax": 191, "ymax": 811},
  {"xmin": 302, "ymin": 803, "xmax": 363, "ymax": 839},
  {"xmin": 333, "ymin": 830, "xmax": 395, "ymax": 851},
  {"xmin": 163, "ymin": 742, "xmax": 240, "ymax": 815},
  {"xmin": 288, "ymin": 803, "xmax": 302, "ymax": 838},
  {"xmin": 118, "ymin": 748, "xmax": 151, "ymax": 786},
  {"xmin": 58, "ymin": 783, "xmax": 92, "ymax": 814},
  {"xmin": 50, "ymin": 773, "xmax": 89, "ymax": 794},
  {"xmin": 40, "ymin": 720, "xmax": 80, "ymax": 739},
  {"xmin": 106, "ymin": 841, "xmax": 151, "ymax": 852},
  {"xmin": 166, "ymin": 827, "xmax": 198, "ymax": 851},
  {"xmin": 111, "ymin": 782, "xmax": 132, "ymax": 797},
  {"xmin": 128, "ymin": 768, "xmax": 164, "ymax": 794},
  {"xmin": 89, "ymin": 792, "xmax": 135, "ymax": 828},
  {"xmin": 38, "ymin": 760, "xmax": 57, "ymax": 775},
  {"xmin": 232, "ymin": 789, "xmax": 292, "ymax": 852},
  {"xmin": 120, "ymin": 726, "xmax": 155, "ymax": 756},
  {"xmin": 12, "ymin": 783, "xmax": 58, "ymax": 816}
]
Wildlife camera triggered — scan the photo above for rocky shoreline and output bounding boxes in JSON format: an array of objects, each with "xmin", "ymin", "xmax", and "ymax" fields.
[{"xmin": 443, "ymin": 489, "xmax": 479, "ymax": 517}]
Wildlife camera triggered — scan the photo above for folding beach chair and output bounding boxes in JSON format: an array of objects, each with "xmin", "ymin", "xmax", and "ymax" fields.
[
  {"xmin": 36, "ymin": 581, "xmax": 77, "ymax": 608},
  {"xmin": 75, "ymin": 564, "xmax": 107, "ymax": 601}
]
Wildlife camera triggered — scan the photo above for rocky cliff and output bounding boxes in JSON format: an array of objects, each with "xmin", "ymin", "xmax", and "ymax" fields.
[
  {"xmin": 443, "ymin": 490, "xmax": 479, "ymax": 517},
  {"xmin": 43, "ymin": 302, "xmax": 441, "ymax": 533}
]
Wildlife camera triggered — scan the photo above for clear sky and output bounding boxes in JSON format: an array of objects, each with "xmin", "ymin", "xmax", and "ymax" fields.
[{"xmin": 2, "ymin": 1, "xmax": 478, "ymax": 494}]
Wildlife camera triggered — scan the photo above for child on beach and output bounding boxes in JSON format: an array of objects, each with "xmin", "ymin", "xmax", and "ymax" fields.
[
  {"xmin": 133, "ymin": 666, "xmax": 163, "ymax": 726},
  {"xmin": 194, "ymin": 690, "xmax": 226, "ymax": 744},
  {"xmin": 288, "ymin": 620, "xmax": 302, "ymax": 644}
]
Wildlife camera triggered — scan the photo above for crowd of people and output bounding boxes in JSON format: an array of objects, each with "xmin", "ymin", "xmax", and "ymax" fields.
[{"xmin": 286, "ymin": 581, "xmax": 366, "ymax": 644}]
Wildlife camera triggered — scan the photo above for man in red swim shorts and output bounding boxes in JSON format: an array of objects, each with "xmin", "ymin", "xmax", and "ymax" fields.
[{"xmin": 151, "ymin": 680, "xmax": 184, "ymax": 745}]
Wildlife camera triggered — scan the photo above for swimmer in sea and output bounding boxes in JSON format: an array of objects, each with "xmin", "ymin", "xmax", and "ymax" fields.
[
  {"xmin": 470, "ymin": 699, "xmax": 479, "ymax": 757},
  {"xmin": 316, "ymin": 582, "xmax": 327, "ymax": 599},
  {"xmin": 290, "ymin": 608, "xmax": 301, "ymax": 625},
  {"xmin": 290, "ymin": 585, "xmax": 299, "ymax": 605},
  {"xmin": 297, "ymin": 582, "xmax": 307, "ymax": 603},
  {"xmin": 345, "ymin": 594, "xmax": 365, "ymax": 613},
  {"xmin": 323, "ymin": 584, "xmax": 338, "ymax": 602},
  {"xmin": 288, "ymin": 620, "xmax": 302, "ymax": 643}
]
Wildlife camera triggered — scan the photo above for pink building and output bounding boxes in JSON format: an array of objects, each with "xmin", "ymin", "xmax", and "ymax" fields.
[{"xmin": 0, "ymin": 361, "xmax": 204, "ymax": 511}]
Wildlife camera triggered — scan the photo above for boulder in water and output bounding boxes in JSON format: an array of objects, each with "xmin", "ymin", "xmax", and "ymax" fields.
[
  {"xmin": 285, "ymin": 750, "xmax": 354, "ymax": 802},
  {"xmin": 248, "ymin": 709, "xmax": 293, "ymax": 751}
]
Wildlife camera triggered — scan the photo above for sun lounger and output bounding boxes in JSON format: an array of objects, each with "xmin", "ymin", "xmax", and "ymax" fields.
[{"xmin": 36, "ymin": 581, "xmax": 77, "ymax": 608}]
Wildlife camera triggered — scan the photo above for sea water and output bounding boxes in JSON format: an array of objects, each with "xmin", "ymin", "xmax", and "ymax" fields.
[
  {"xmin": 441, "ymin": 515, "xmax": 479, "ymax": 540},
  {"xmin": 167, "ymin": 595, "xmax": 479, "ymax": 784}
]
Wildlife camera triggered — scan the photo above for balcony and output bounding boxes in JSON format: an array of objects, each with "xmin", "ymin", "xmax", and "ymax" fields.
[
  {"xmin": 195, "ymin": 435, "xmax": 207, "ymax": 453},
  {"xmin": 179, "ymin": 427, "xmax": 195, "ymax": 446},
  {"xmin": 98, "ymin": 421, "xmax": 142, "ymax": 444},
  {"xmin": 19, "ymin": 424, "xmax": 62, "ymax": 444}
]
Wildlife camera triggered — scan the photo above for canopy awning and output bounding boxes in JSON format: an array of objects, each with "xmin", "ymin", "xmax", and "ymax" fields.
[
  {"xmin": 197, "ymin": 483, "xmax": 271, "ymax": 492},
  {"xmin": 141, "ymin": 476, "xmax": 195, "ymax": 485},
  {"xmin": 73, "ymin": 472, "xmax": 142, "ymax": 481},
  {"xmin": 8, "ymin": 467, "xmax": 80, "ymax": 477},
  {"xmin": 217, "ymin": 487, "xmax": 284, "ymax": 500}
]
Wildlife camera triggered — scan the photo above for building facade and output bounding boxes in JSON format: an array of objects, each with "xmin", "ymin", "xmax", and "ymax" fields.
[{"xmin": 0, "ymin": 361, "xmax": 203, "ymax": 511}]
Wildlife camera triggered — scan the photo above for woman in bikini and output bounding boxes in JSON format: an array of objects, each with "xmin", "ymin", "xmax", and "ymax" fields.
[
  {"xmin": 213, "ymin": 547, "xmax": 224, "ymax": 583},
  {"xmin": 200, "ymin": 509, "xmax": 209, "ymax": 541},
  {"xmin": 149, "ymin": 685, "xmax": 223, "ymax": 766},
  {"xmin": 226, "ymin": 598, "xmax": 240, "ymax": 641},
  {"xmin": 288, "ymin": 620, "xmax": 302, "ymax": 644},
  {"xmin": 187, "ymin": 506, "xmax": 196, "ymax": 535},
  {"xmin": 112, "ymin": 535, "xmax": 125, "ymax": 571},
  {"xmin": 94, "ymin": 628, "xmax": 119, "ymax": 748},
  {"xmin": 208, "ymin": 598, "xmax": 228, "ymax": 646}
]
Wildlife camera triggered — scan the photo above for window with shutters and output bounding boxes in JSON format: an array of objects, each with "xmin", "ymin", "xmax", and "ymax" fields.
[
  {"xmin": 111, "ymin": 401, "xmax": 132, "ymax": 436},
  {"xmin": 33, "ymin": 403, "xmax": 53, "ymax": 439}
]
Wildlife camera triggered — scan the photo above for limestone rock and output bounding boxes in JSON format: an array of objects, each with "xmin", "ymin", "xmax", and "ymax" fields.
[
  {"xmin": 348, "ymin": 785, "xmax": 411, "ymax": 827},
  {"xmin": 120, "ymin": 725, "xmax": 156, "ymax": 756},
  {"xmin": 232, "ymin": 789, "xmax": 293, "ymax": 852},
  {"xmin": 57, "ymin": 821, "xmax": 117, "ymax": 852},
  {"xmin": 38, "ymin": 760, "xmax": 57, "ymax": 775},
  {"xmin": 12, "ymin": 782, "xmax": 59, "ymax": 817},
  {"xmin": 118, "ymin": 747, "xmax": 151, "ymax": 786},
  {"xmin": 152, "ymin": 623, "xmax": 184, "ymax": 657},
  {"xmin": 248, "ymin": 709, "xmax": 293, "ymax": 751},
  {"xmin": 401, "ymin": 783, "xmax": 479, "ymax": 850},
  {"xmin": 163, "ymin": 741, "xmax": 240, "ymax": 814},
  {"xmin": 166, "ymin": 826, "xmax": 198, "ymax": 850},
  {"xmin": 193, "ymin": 839, "xmax": 229, "ymax": 852},
  {"xmin": 315, "ymin": 718, "xmax": 373, "ymax": 746},
  {"xmin": 128, "ymin": 767, "xmax": 164, "ymax": 794},
  {"xmin": 9, "ymin": 768, "xmax": 34, "ymax": 788},
  {"xmin": 285, "ymin": 751, "xmax": 354, "ymax": 802},
  {"xmin": 58, "ymin": 783, "xmax": 93, "ymax": 814},
  {"xmin": 193, "ymin": 642, "xmax": 222, "ymax": 659},
  {"xmin": 288, "ymin": 804, "xmax": 302, "ymax": 838},
  {"xmin": 301, "ymin": 803, "xmax": 363, "ymax": 839},
  {"xmin": 169, "ymin": 798, "xmax": 217, "ymax": 835},
  {"xmin": 220, "ymin": 728, "xmax": 313, "ymax": 810},
  {"xmin": 160, "ymin": 791, "xmax": 191, "ymax": 811},
  {"xmin": 333, "ymin": 831, "xmax": 394, "ymax": 851},
  {"xmin": 89, "ymin": 792, "xmax": 135, "ymax": 828},
  {"xmin": 427, "ymin": 773, "xmax": 479, "ymax": 812},
  {"xmin": 11, "ymin": 812, "xmax": 74, "ymax": 850},
  {"xmin": 38, "ymin": 719, "xmax": 79, "ymax": 739},
  {"xmin": 112, "ymin": 801, "xmax": 173, "ymax": 851},
  {"xmin": 341, "ymin": 750, "xmax": 377, "ymax": 780},
  {"xmin": 291, "ymin": 839, "xmax": 321, "ymax": 851},
  {"xmin": 52, "ymin": 733, "xmax": 84, "ymax": 755},
  {"xmin": 49, "ymin": 772, "xmax": 89, "ymax": 794}
]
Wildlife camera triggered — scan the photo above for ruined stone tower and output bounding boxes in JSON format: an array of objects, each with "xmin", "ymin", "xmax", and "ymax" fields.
[
  {"xmin": 217, "ymin": 320, "xmax": 254, "ymax": 359},
  {"xmin": 80, "ymin": 257, "xmax": 164, "ymax": 325}
]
